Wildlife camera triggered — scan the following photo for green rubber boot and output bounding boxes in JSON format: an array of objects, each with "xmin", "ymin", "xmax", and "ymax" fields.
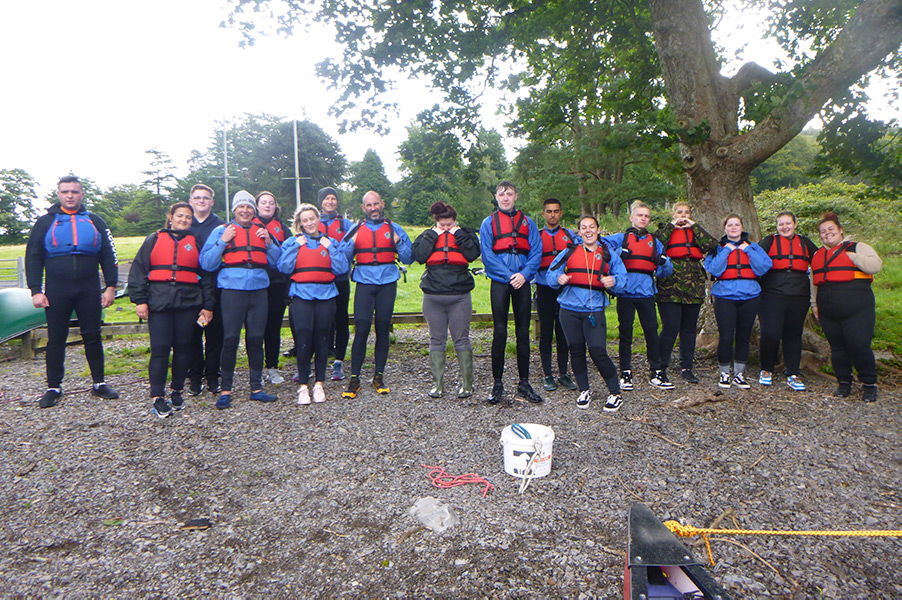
[
  {"xmin": 428, "ymin": 350, "xmax": 446, "ymax": 398},
  {"xmin": 457, "ymin": 349, "xmax": 474, "ymax": 399}
]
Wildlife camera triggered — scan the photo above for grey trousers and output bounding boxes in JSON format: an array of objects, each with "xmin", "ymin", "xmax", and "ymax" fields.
[{"xmin": 422, "ymin": 293, "xmax": 472, "ymax": 353}]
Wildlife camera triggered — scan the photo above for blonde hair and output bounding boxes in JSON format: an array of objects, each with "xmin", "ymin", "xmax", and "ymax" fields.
[
  {"xmin": 630, "ymin": 200, "xmax": 650, "ymax": 214},
  {"xmin": 671, "ymin": 202, "xmax": 691, "ymax": 217},
  {"xmin": 292, "ymin": 203, "xmax": 320, "ymax": 232}
]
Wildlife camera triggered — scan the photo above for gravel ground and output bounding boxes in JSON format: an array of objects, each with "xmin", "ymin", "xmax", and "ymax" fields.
[{"xmin": 0, "ymin": 327, "xmax": 899, "ymax": 598}]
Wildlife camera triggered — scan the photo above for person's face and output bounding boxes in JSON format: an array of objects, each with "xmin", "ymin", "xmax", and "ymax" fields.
[
  {"xmin": 495, "ymin": 186, "xmax": 517, "ymax": 212},
  {"xmin": 630, "ymin": 207, "xmax": 651, "ymax": 230},
  {"xmin": 543, "ymin": 203, "xmax": 562, "ymax": 228},
  {"xmin": 673, "ymin": 204, "xmax": 691, "ymax": 221},
  {"xmin": 578, "ymin": 218, "xmax": 598, "ymax": 244},
  {"xmin": 361, "ymin": 194, "xmax": 384, "ymax": 220},
  {"xmin": 257, "ymin": 195, "xmax": 277, "ymax": 219},
  {"xmin": 321, "ymin": 194, "xmax": 339, "ymax": 213},
  {"xmin": 234, "ymin": 204, "xmax": 255, "ymax": 225},
  {"xmin": 57, "ymin": 182, "xmax": 84, "ymax": 211},
  {"xmin": 300, "ymin": 210, "xmax": 320, "ymax": 235},
  {"xmin": 818, "ymin": 221, "xmax": 844, "ymax": 248},
  {"xmin": 776, "ymin": 215, "xmax": 796, "ymax": 238},
  {"xmin": 436, "ymin": 217, "xmax": 456, "ymax": 232},
  {"xmin": 170, "ymin": 207, "xmax": 193, "ymax": 231},
  {"xmin": 189, "ymin": 189, "xmax": 214, "ymax": 215},
  {"xmin": 724, "ymin": 217, "xmax": 743, "ymax": 239}
]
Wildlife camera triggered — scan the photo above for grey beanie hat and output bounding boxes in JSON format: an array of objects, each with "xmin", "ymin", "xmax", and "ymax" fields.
[
  {"xmin": 232, "ymin": 190, "xmax": 256, "ymax": 212},
  {"xmin": 317, "ymin": 187, "xmax": 340, "ymax": 208}
]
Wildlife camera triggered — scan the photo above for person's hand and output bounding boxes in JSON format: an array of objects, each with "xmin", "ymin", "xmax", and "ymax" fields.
[
  {"xmin": 557, "ymin": 274, "xmax": 572, "ymax": 286},
  {"xmin": 724, "ymin": 243, "xmax": 737, "ymax": 252},
  {"xmin": 101, "ymin": 287, "xmax": 116, "ymax": 308},
  {"xmin": 432, "ymin": 225, "xmax": 443, "ymax": 235},
  {"xmin": 136, "ymin": 303, "xmax": 149, "ymax": 319},
  {"xmin": 812, "ymin": 306, "xmax": 819, "ymax": 320},
  {"xmin": 449, "ymin": 224, "xmax": 461, "ymax": 234},
  {"xmin": 320, "ymin": 237, "xmax": 331, "ymax": 249},
  {"xmin": 510, "ymin": 273, "xmax": 526, "ymax": 289},
  {"xmin": 221, "ymin": 224, "xmax": 237, "ymax": 243},
  {"xmin": 738, "ymin": 241, "xmax": 750, "ymax": 250},
  {"xmin": 257, "ymin": 227, "xmax": 272, "ymax": 245},
  {"xmin": 32, "ymin": 293, "xmax": 49, "ymax": 308},
  {"xmin": 393, "ymin": 231, "xmax": 401, "ymax": 244},
  {"xmin": 199, "ymin": 309, "xmax": 213, "ymax": 325},
  {"xmin": 601, "ymin": 275, "xmax": 615, "ymax": 288}
]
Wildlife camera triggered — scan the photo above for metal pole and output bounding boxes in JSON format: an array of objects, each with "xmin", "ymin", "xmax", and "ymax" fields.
[
  {"xmin": 17, "ymin": 256, "xmax": 25, "ymax": 288},
  {"xmin": 293, "ymin": 119, "xmax": 301, "ymax": 211},
  {"xmin": 223, "ymin": 125, "xmax": 231, "ymax": 220}
]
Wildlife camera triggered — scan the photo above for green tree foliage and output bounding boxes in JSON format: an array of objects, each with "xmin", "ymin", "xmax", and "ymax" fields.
[
  {"xmin": 142, "ymin": 148, "xmax": 177, "ymax": 200},
  {"xmin": 812, "ymin": 121, "xmax": 902, "ymax": 197},
  {"xmin": 0, "ymin": 168, "xmax": 40, "ymax": 244},
  {"xmin": 108, "ymin": 185, "xmax": 166, "ymax": 236},
  {"xmin": 751, "ymin": 131, "xmax": 821, "ymax": 193},
  {"xmin": 348, "ymin": 149, "xmax": 393, "ymax": 218}
]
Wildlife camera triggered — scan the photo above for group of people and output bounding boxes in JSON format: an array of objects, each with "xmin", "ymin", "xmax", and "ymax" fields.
[{"xmin": 25, "ymin": 177, "xmax": 884, "ymax": 417}]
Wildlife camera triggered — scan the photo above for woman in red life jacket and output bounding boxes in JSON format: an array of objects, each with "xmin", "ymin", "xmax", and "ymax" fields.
[
  {"xmin": 277, "ymin": 204, "xmax": 349, "ymax": 405},
  {"xmin": 811, "ymin": 212, "xmax": 882, "ymax": 402},
  {"xmin": 411, "ymin": 201, "xmax": 481, "ymax": 399},
  {"xmin": 254, "ymin": 191, "xmax": 293, "ymax": 386},
  {"xmin": 703, "ymin": 213, "xmax": 772, "ymax": 389},
  {"xmin": 128, "ymin": 203, "xmax": 215, "ymax": 418},
  {"xmin": 653, "ymin": 202, "xmax": 718, "ymax": 384},
  {"xmin": 757, "ymin": 211, "xmax": 819, "ymax": 391}
]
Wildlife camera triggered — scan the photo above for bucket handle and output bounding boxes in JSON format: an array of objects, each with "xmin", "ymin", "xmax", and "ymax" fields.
[{"xmin": 518, "ymin": 439, "xmax": 543, "ymax": 495}]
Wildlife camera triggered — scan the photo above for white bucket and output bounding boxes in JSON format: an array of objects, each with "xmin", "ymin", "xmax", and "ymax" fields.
[{"xmin": 499, "ymin": 423, "xmax": 555, "ymax": 479}]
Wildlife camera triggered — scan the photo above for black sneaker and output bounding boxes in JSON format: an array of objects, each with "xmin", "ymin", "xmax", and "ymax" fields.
[
  {"xmin": 284, "ymin": 347, "xmax": 297, "ymax": 357},
  {"xmin": 835, "ymin": 381, "xmax": 852, "ymax": 398},
  {"xmin": 187, "ymin": 380, "xmax": 204, "ymax": 396},
  {"xmin": 91, "ymin": 384, "xmax": 120, "ymax": 399},
  {"xmin": 372, "ymin": 374, "xmax": 389, "ymax": 395},
  {"xmin": 680, "ymin": 369, "xmax": 700, "ymax": 384},
  {"xmin": 576, "ymin": 389, "xmax": 592, "ymax": 409},
  {"xmin": 343, "ymin": 376, "xmax": 361, "ymax": 399},
  {"xmin": 603, "ymin": 393, "xmax": 623, "ymax": 412},
  {"xmin": 39, "ymin": 389, "xmax": 62, "ymax": 408},
  {"xmin": 619, "ymin": 370, "xmax": 634, "ymax": 391},
  {"xmin": 649, "ymin": 369, "xmax": 675, "ymax": 390},
  {"xmin": 152, "ymin": 397, "xmax": 173, "ymax": 419},
  {"xmin": 170, "ymin": 390, "xmax": 185, "ymax": 410},
  {"xmin": 516, "ymin": 380, "xmax": 544, "ymax": 404},
  {"xmin": 861, "ymin": 385, "xmax": 878, "ymax": 403},
  {"xmin": 487, "ymin": 380, "xmax": 504, "ymax": 405},
  {"xmin": 542, "ymin": 375, "xmax": 558, "ymax": 391},
  {"xmin": 557, "ymin": 373, "xmax": 577, "ymax": 390},
  {"xmin": 208, "ymin": 383, "xmax": 222, "ymax": 395}
]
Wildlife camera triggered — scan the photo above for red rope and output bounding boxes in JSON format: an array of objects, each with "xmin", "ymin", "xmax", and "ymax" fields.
[{"xmin": 422, "ymin": 464, "xmax": 494, "ymax": 498}]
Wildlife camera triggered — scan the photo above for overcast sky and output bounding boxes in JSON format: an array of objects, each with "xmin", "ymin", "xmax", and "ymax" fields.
[{"xmin": 1, "ymin": 1, "xmax": 898, "ymax": 200}]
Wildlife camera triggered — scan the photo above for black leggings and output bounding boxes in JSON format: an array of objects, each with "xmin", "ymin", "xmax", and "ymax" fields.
[
  {"xmin": 490, "ymin": 280, "xmax": 532, "ymax": 381},
  {"xmin": 188, "ymin": 289, "xmax": 223, "ymax": 389},
  {"xmin": 263, "ymin": 279, "xmax": 288, "ymax": 369},
  {"xmin": 758, "ymin": 292, "xmax": 809, "ymax": 375},
  {"xmin": 147, "ymin": 307, "xmax": 198, "ymax": 397},
  {"xmin": 817, "ymin": 283, "xmax": 877, "ymax": 385},
  {"xmin": 657, "ymin": 302, "xmax": 702, "ymax": 371},
  {"xmin": 220, "ymin": 288, "xmax": 267, "ymax": 392},
  {"xmin": 291, "ymin": 297, "xmax": 336, "ymax": 384},
  {"xmin": 44, "ymin": 276, "xmax": 104, "ymax": 388},
  {"xmin": 350, "ymin": 282, "xmax": 397, "ymax": 377},
  {"xmin": 559, "ymin": 308, "xmax": 620, "ymax": 394},
  {"xmin": 713, "ymin": 295, "xmax": 760, "ymax": 367},
  {"xmin": 617, "ymin": 296, "xmax": 662, "ymax": 371},
  {"xmin": 329, "ymin": 279, "xmax": 351, "ymax": 362},
  {"xmin": 536, "ymin": 284, "xmax": 568, "ymax": 376}
]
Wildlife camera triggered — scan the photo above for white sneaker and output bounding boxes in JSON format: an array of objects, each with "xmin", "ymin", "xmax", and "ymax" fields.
[
  {"xmin": 619, "ymin": 370, "xmax": 634, "ymax": 391},
  {"xmin": 576, "ymin": 389, "xmax": 592, "ymax": 409},
  {"xmin": 267, "ymin": 368, "xmax": 285, "ymax": 385},
  {"xmin": 603, "ymin": 394, "xmax": 623, "ymax": 412},
  {"xmin": 718, "ymin": 372, "xmax": 732, "ymax": 388},
  {"xmin": 297, "ymin": 386, "xmax": 311, "ymax": 405},
  {"xmin": 312, "ymin": 383, "xmax": 326, "ymax": 403},
  {"xmin": 758, "ymin": 370, "xmax": 773, "ymax": 386}
]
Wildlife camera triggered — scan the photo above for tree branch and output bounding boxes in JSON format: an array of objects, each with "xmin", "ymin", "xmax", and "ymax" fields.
[{"xmin": 729, "ymin": 62, "xmax": 777, "ymax": 96}]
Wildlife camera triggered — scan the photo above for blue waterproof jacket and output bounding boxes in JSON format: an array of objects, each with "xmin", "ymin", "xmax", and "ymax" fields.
[
  {"xmin": 479, "ymin": 210, "xmax": 542, "ymax": 284},
  {"xmin": 601, "ymin": 230, "xmax": 673, "ymax": 298},
  {"xmin": 546, "ymin": 244, "xmax": 629, "ymax": 312},
  {"xmin": 704, "ymin": 234, "xmax": 773, "ymax": 300},
  {"xmin": 278, "ymin": 233, "xmax": 349, "ymax": 301},
  {"xmin": 338, "ymin": 219, "xmax": 412, "ymax": 285},
  {"xmin": 199, "ymin": 221, "xmax": 281, "ymax": 290}
]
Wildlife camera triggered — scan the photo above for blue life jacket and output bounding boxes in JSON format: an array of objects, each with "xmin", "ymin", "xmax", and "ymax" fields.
[{"xmin": 44, "ymin": 212, "xmax": 101, "ymax": 258}]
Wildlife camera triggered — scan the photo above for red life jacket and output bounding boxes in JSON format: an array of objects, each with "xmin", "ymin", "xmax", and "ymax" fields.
[
  {"xmin": 354, "ymin": 221, "xmax": 397, "ymax": 265},
  {"xmin": 253, "ymin": 217, "xmax": 287, "ymax": 244},
  {"xmin": 426, "ymin": 231, "xmax": 469, "ymax": 266},
  {"xmin": 811, "ymin": 242, "xmax": 873, "ymax": 285},
  {"xmin": 290, "ymin": 241, "xmax": 335, "ymax": 283},
  {"xmin": 540, "ymin": 227, "xmax": 574, "ymax": 268},
  {"xmin": 222, "ymin": 223, "xmax": 269, "ymax": 268},
  {"xmin": 318, "ymin": 217, "xmax": 347, "ymax": 241},
  {"xmin": 665, "ymin": 228, "xmax": 704, "ymax": 260},
  {"xmin": 147, "ymin": 231, "xmax": 201, "ymax": 284},
  {"xmin": 767, "ymin": 234, "xmax": 810, "ymax": 271},
  {"xmin": 621, "ymin": 231, "xmax": 658, "ymax": 274},
  {"xmin": 717, "ymin": 244, "xmax": 757, "ymax": 280},
  {"xmin": 564, "ymin": 245, "xmax": 610, "ymax": 289},
  {"xmin": 491, "ymin": 211, "xmax": 531, "ymax": 255}
]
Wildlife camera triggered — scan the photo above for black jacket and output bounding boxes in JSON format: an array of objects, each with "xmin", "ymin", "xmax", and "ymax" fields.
[
  {"xmin": 758, "ymin": 233, "xmax": 819, "ymax": 297},
  {"xmin": 411, "ymin": 227, "xmax": 481, "ymax": 295},
  {"xmin": 128, "ymin": 230, "xmax": 216, "ymax": 312},
  {"xmin": 25, "ymin": 204, "xmax": 118, "ymax": 295}
]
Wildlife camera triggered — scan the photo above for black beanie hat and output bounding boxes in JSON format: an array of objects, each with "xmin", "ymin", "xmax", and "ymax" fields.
[{"xmin": 317, "ymin": 187, "xmax": 340, "ymax": 209}]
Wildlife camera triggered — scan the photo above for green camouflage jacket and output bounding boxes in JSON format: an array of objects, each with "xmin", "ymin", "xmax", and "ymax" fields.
[{"xmin": 653, "ymin": 222, "xmax": 718, "ymax": 304}]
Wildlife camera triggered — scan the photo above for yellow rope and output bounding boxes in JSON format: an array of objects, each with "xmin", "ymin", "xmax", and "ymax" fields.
[{"xmin": 663, "ymin": 520, "xmax": 902, "ymax": 567}]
